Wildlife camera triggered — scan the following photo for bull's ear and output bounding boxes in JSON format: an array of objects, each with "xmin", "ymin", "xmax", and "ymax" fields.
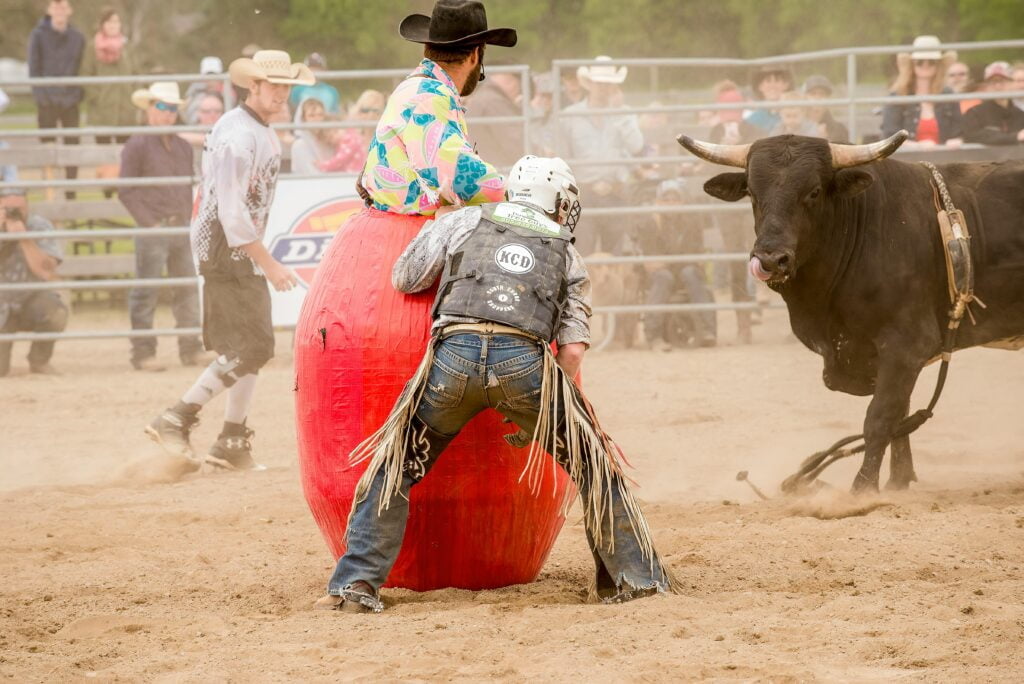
[
  {"xmin": 704, "ymin": 173, "xmax": 748, "ymax": 201},
  {"xmin": 833, "ymin": 169, "xmax": 873, "ymax": 198}
]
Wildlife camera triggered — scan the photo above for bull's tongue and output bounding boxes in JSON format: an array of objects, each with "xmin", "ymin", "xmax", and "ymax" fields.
[{"xmin": 749, "ymin": 256, "xmax": 772, "ymax": 282}]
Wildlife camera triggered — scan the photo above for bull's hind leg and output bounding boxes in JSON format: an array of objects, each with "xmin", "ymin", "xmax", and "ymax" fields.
[{"xmin": 854, "ymin": 359, "xmax": 922, "ymax": 494}]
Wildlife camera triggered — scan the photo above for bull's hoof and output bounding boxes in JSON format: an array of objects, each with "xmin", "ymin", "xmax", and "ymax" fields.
[
  {"xmin": 884, "ymin": 478, "xmax": 914, "ymax": 492},
  {"xmin": 850, "ymin": 474, "xmax": 880, "ymax": 495}
]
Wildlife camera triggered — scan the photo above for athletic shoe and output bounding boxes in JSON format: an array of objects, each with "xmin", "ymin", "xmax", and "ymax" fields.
[
  {"xmin": 207, "ymin": 425, "xmax": 267, "ymax": 471},
  {"xmin": 145, "ymin": 407, "xmax": 199, "ymax": 457}
]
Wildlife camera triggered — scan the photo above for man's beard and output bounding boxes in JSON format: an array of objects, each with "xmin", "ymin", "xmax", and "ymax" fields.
[{"xmin": 460, "ymin": 62, "xmax": 483, "ymax": 97}]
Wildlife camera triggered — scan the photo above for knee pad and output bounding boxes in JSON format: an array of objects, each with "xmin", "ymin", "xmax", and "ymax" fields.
[{"xmin": 208, "ymin": 354, "xmax": 245, "ymax": 387}]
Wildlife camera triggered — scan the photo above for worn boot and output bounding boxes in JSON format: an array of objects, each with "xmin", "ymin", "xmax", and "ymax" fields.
[
  {"xmin": 145, "ymin": 402, "xmax": 200, "ymax": 457},
  {"xmin": 207, "ymin": 421, "xmax": 266, "ymax": 471}
]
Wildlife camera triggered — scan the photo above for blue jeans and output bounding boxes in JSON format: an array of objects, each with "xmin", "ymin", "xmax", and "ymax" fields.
[
  {"xmin": 129, "ymin": 235, "xmax": 202, "ymax": 362},
  {"xmin": 329, "ymin": 333, "xmax": 672, "ymax": 596}
]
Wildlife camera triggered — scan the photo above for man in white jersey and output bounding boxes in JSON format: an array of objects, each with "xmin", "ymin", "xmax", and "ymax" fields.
[{"xmin": 145, "ymin": 50, "xmax": 314, "ymax": 470}]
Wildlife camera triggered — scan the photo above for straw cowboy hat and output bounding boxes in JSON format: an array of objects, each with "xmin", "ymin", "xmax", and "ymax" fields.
[
  {"xmin": 228, "ymin": 50, "xmax": 316, "ymax": 90},
  {"xmin": 400, "ymin": 0, "xmax": 517, "ymax": 48},
  {"xmin": 577, "ymin": 56, "xmax": 628, "ymax": 87},
  {"xmin": 131, "ymin": 81, "xmax": 185, "ymax": 110}
]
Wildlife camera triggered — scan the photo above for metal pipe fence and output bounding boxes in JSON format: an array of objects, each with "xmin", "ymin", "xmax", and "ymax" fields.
[{"xmin": 5, "ymin": 41, "xmax": 1024, "ymax": 346}]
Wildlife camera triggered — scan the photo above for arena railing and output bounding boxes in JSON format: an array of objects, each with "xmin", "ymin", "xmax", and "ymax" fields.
[{"xmin": 3, "ymin": 44, "xmax": 1024, "ymax": 347}]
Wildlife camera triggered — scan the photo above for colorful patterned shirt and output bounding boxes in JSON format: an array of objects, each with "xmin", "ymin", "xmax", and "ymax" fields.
[{"xmin": 361, "ymin": 59, "xmax": 505, "ymax": 217}]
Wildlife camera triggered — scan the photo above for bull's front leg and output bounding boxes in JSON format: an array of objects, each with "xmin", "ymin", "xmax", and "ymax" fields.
[
  {"xmin": 886, "ymin": 410, "xmax": 918, "ymax": 491},
  {"xmin": 853, "ymin": 357, "xmax": 922, "ymax": 493}
]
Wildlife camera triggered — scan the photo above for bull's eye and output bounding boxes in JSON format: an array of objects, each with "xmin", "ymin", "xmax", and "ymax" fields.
[{"xmin": 808, "ymin": 186, "xmax": 822, "ymax": 201}]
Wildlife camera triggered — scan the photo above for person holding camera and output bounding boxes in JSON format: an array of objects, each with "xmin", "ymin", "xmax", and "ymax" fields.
[{"xmin": 0, "ymin": 188, "xmax": 68, "ymax": 377}]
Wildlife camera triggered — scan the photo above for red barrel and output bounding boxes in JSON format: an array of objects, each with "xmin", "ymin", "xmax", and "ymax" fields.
[{"xmin": 294, "ymin": 208, "xmax": 573, "ymax": 591}]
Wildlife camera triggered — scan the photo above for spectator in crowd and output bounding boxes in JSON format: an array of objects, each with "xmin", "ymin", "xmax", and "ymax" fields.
[
  {"xmin": 1012, "ymin": 63, "xmax": 1024, "ymax": 111},
  {"xmin": 79, "ymin": 7, "xmax": 134, "ymax": 144},
  {"xmin": 962, "ymin": 62, "xmax": 1024, "ymax": 146},
  {"xmin": 561, "ymin": 70, "xmax": 585, "ymax": 107},
  {"xmin": 770, "ymin": 91, "xmax": 819, "ymax": 137},
  {"xmin": 184, "ymin": 57, "xmax": 235, "ymax": 125},
  {"xmin": 119, "ymin": 82, "xmax": 203, "ymax": 371},
  {"xmin": 290, "ymin": 98, "xmax": 335, "ymax": 174},
  {"xmin": 268, "ymin": 101, "xmax": 296, "ymax": 169},
  {"xmin": 881, "ymin": 35, "xmax": 963, "ymax": 148},
  {"xmin": 28, "ymin": 0, "xmax": 85, "ymax": 199},
  {"xmin": 0, "ymin": 188, "xmax": 67, "ymax": 377},
  {"xmin": 708, "ymin": 81, "xmax": 760, "ymax": 145},
  {"xmin": 179, "ymin": 91, "xmax": 225, "ymax": 175},
  {"xmin": 466, "ymin": 67, "xmax": 524, "ymax": 167},
  {"xmin": 944, "ymin": 61, "xmax": 980, "ymax": 113},
  {"xmin": 745, "ymin": 66, "xmax": 794, "ymax": 135},
  {"xmin": 708, "ymin": 81, "xmax": 758, "ymax": 344},
  {"xmin": 289, "ymin": 53, "xmax": 341, "ymax": 114},
  {"xmin": 640, "ymin": 179, "xmax": 715, "ymax": 351},
  {"xmin": 560, "ymin": 56, "xmax": 644, "ymax": 255},
  {"xmin": 529, "ymin": 71, "xmax": 556, "ymax": 155},
  {"xmin": 802, "ymin": 75, "xmax": 851, "ymax": 142},
  {"xmin": 316, "ymin": 90, "xmax": 384, "ymax": 173},
  {"xmin": 0, "ymin": 89, "xmax": 16, "ymax": 185}
]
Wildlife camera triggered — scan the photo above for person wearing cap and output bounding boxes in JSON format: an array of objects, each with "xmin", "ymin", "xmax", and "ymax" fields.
[
  {"xmin": 745, "ymin": 66, "xmax": 794, "ymax": 135},
  {"xmin": 119, "ymin": 82, "xmax": 203, "ymax": 372},
  {"xmin": 801, "ymin": 75, "xmax": 850, "ymax": 143},
  {"xmin": 183, "ymin": 56, "xmax": 236, "ymax": 126},
  {"xmin": 358, "ymin": 0, "xmax": 513, "ymax": 217},
  {"xmin": 79, "ymin": 7, "xmax": 134, "ymax": 144},
  {"xmin": 962, "ymin": 62, "xmax": 1024, "ymax": 146},
  {"xmin": 143, "ymin": 50, "xmax": 314, "ymax": 471},
  {"xmin": 288, "ymin": 53, "xmax": 341, "ymax": 114},
  {"xmin": 0, "ymin": 188, "xmax": 67, "ymax": 377},
  {"xmin": 881, "ymin": 35, "xmax": 963, "ymax": 147},
  {"xmin": 559, "ymin": 56, "xmax": 645, "ymax": 255}
]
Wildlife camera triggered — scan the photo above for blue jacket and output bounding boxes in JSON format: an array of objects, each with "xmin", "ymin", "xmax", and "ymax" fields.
[
  {"xmin": 881, "ymin": 88, "xmax": 963, "ymax": 143},
  {"xmin": 27, "ymin": 16, "xmax": 85, "ymax": 108}
]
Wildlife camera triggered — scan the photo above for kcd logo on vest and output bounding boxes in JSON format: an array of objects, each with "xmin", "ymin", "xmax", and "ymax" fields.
[
  {"xmin": 268, "ymin": 198, "xmax": 364, "ymax": 287},
  {"xmin": 494, "ymin": 243, "xmax": 535, "ymax": 274}
]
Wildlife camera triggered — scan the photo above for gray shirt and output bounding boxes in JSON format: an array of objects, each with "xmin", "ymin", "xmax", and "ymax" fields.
[
  {"xmin": 0, "ymin": 213, "xmax": 62, "ymax": 325},
  {"xmin": 392, "ymin": 204, "xmax": 592, "ymax": 346},
  {"xmin": 559, "ymin": 99, "xmax": 644, "ymax": 185}
]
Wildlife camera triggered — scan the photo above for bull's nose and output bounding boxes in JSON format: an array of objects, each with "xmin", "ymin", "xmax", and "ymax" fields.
[{"xmin": 753, "ymin": 249, "xmax": 794, "ymax": 277}]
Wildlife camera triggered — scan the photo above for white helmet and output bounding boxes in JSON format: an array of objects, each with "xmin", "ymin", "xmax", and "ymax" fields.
[{"xmin": 506, "ymin": 155, "xmax": 582, "ymax": 231}]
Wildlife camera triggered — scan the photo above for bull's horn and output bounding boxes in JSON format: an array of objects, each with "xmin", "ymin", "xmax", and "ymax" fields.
[
  {"xmin": 676, "ymin": 134, "xmax": 750, "ymax": 168},
  {"xmin": 830, "ymin": 130, "xmax": 909, "ymax": 169}
]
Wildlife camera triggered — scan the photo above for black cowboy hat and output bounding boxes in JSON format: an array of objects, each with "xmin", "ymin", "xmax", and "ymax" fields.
[{"xmin": 400, "ymin": 0, "xmax": 517, "ymax": 48}]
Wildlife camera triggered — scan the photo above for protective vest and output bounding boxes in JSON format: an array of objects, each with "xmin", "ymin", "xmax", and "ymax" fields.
[{"xmin": 432, "ymin": 202, "xmax": 573, "ymax": 341}]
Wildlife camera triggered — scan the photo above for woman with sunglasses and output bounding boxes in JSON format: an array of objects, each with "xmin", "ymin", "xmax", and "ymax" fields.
[{"xmin": 881, "ymin": 35, "xmax": 963, "ymax": 148}]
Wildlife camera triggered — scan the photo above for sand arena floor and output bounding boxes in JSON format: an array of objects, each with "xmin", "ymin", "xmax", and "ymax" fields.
[{"xmin": 2, "ymin": 308, "xmax": 1023, "ymax": 681}]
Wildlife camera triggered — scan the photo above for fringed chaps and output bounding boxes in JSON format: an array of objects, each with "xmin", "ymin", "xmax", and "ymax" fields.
[{"xmin": 346, "ymin": 339, "xmax": 679, "ymax": 594}]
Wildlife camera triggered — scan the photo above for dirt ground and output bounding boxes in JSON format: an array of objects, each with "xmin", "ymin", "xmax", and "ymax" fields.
[{"xmin": 2, "ymin": 307, "xmax": 1023, "ymax": 682}]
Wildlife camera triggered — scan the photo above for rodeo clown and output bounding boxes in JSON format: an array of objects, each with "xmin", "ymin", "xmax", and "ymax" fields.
[{"xmin": 317, "ymin": 156, "xmax": 679, "ymax": 613}]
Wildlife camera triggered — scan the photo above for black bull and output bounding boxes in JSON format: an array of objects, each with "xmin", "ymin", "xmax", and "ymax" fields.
[{"xmin": 679, "ymin": 131, "xmax": 1024, "ymax": 492}]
